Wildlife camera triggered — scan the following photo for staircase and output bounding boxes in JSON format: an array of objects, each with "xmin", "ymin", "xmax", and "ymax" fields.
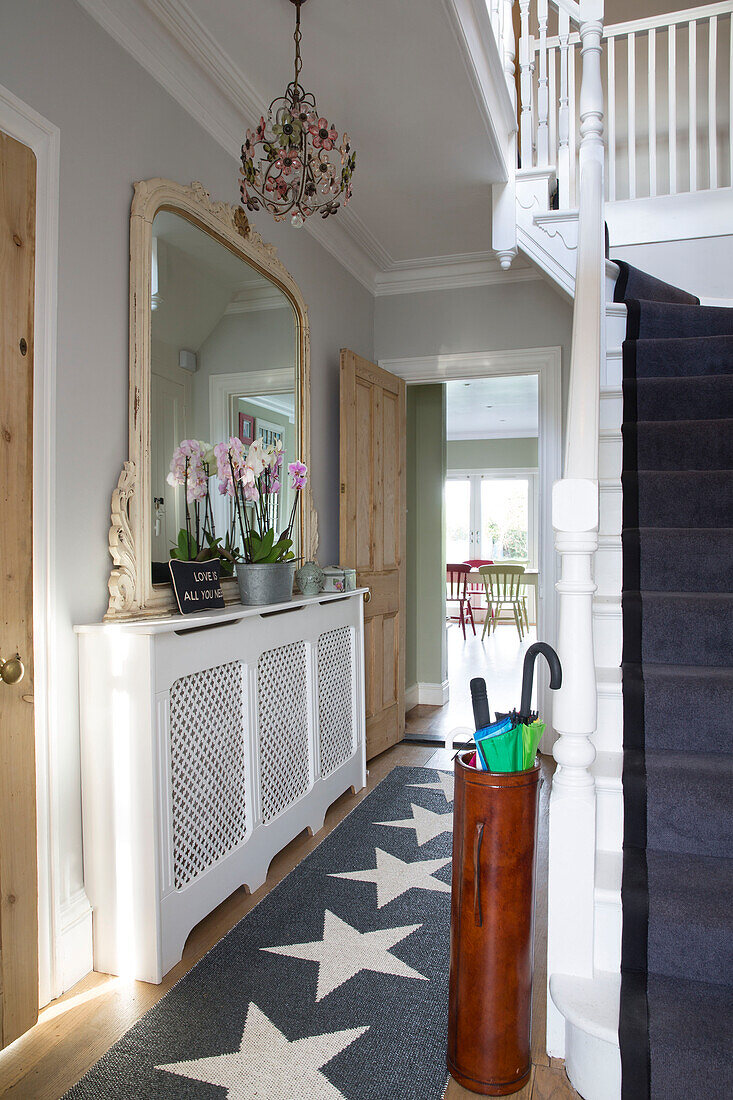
[
  {"xmin": 614, "ymin": 265, "xmax": 733, "ymax": 1099},
  {"xmin": 479, "ymin": 0, "xmax": 733, "ymax": 1097}
]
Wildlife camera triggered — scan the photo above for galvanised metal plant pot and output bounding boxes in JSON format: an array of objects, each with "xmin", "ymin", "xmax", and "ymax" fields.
[{"xmin": 236, "ymin": 561, "xmax": 296, "ymax": 606}]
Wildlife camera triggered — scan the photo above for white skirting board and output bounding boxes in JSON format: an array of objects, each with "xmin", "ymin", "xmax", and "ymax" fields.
[
  {"xmin": 405, "ymin": 680, "xmax": 450, "ymax": 709},
  {"xmin": 58, "ymin": 890, "xmax": 93, "ymax": 992}
]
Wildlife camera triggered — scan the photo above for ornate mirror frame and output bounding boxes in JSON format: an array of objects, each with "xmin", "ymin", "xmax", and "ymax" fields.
[{"xmin": 106, "ymin": 179, "xmax": 318, "ymax": 619}]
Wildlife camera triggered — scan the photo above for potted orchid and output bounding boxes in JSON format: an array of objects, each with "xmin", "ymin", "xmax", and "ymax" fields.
[
  {"xmin": 215, "ymin": 435, "xmax": 308, "ymax": 605},
  {"xmin": 166, "ymin": 439, "xmax": 238, "ymax": 575}
]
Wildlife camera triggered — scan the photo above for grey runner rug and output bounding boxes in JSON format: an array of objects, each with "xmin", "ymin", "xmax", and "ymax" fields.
[{"xmin": 65, "ymin": 765, "xmax": 454, "ymax": 1099}]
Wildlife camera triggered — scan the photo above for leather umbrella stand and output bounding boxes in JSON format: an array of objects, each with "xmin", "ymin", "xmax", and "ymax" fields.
[{"xmin": 447, "ymin": 752, "xmax": 541, "ymax": 1095}]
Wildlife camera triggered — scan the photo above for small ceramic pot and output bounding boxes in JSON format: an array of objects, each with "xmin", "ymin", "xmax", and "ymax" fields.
[{"xmin": 295, "ymin": 560, "xmax": 325, "ymax": 596}]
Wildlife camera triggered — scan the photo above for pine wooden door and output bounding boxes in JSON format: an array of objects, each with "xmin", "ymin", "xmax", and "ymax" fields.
[
  {"xmin": 0, "ymin": 129, "xmax": 38, "ymax": 1046},
  {"xmin": 340, "ymin": 350, "xmax": 406, "ymax": 760}
]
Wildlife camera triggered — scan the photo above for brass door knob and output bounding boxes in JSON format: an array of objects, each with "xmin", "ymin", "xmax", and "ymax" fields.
[
  {"xmin": 363, "ymin": 588, "xmax": 372, "ymax": 604},
  {"xmin": 0, "ymin": 654, "xmax": 25, "ymax": 685}
]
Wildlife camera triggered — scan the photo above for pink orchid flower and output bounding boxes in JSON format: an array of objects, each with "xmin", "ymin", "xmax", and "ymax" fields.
[{"xmin": 288, "ymin": 460, "xmax": 308, "ymax": 490}]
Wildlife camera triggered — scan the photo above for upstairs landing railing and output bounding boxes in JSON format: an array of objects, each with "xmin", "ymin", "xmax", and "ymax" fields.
[{"xmin": 520, "ymin": 1, "xmax": 733, "ymax": 205}]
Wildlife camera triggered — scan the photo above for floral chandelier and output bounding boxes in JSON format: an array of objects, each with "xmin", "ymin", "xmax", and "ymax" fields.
[{"xmin": 239, "ymin": 0, "xmax": 356, "ymax": 228}]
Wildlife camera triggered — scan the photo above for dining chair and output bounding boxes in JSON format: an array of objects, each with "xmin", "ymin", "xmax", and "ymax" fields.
[
  {"xmin": 446, "ymin": 563, "xmax": 476, "ymax": 639},
  {"xmin": 463, "ymin": 558, "xmax": 494, "ymax": 630},
  {"xmin": 478, "ymin": 564, "xmax": 526, "ymax": 640}
]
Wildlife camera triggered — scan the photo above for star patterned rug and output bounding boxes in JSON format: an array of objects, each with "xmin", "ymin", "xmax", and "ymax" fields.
[{"xmin": 64, "ymin": 765, "xmax": 455, "ymax": 1100}]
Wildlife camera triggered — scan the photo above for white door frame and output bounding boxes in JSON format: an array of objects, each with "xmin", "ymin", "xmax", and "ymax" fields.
[
  {"xmin": 0, "ymin": 84, "xmax": 82, "ymax": 1007},
  {"xmin": 380, "ymin": 347, "xmax": 562, "ymax": 740}
]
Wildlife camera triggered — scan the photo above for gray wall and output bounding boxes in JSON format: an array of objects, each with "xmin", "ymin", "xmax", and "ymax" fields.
[
  {"xmin": 0, "ymin": 0, "xmax": 373, "ymax": 913},
  {"xmin": 374, "ymin": 280, "xmax": 572, "ymax": 439}
]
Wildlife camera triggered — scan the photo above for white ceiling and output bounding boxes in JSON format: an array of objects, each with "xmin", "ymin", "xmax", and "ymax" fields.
[{"xmin": 446, "ymin": 375, "xmax": 538, "ymax": 439}]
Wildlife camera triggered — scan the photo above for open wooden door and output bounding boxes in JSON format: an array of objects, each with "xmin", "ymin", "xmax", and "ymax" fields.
[
  {"xmin": 340, "ymin": 351, "xmax": 406, "ymax": 760},
  {"xmin": 0, "ymin": 130, "xmax": 38, "ymax": 1046}
]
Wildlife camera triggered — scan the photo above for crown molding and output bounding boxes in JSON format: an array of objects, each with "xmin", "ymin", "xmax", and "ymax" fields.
[
  {"xmin": 374, "ymin": 253, "xmax": 540, "ymax": 296},
  {"xmin": 226, "ymin": 286, "xmax": 292, "ymax": 314}
]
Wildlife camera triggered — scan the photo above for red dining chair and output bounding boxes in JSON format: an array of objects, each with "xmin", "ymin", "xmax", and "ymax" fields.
[
  {"xmin": 463, "ymin": 558, "xmax": 494, "ymax": 629},
  {"xmin": 446, "ymin": 563, "xmax": 476, "ymax": 639}
]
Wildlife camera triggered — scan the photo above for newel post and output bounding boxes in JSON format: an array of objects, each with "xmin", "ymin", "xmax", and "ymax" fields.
[{"xmin": 546, "ymin": 0, "xmax": 605, "ymax": 1059}]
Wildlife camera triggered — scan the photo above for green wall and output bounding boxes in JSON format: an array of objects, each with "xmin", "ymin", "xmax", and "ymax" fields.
[
  {"xmin": 406, "ymin": 385, "xmax": 446, "ymax": 693},
  {"xmin": 447, "ymin": 436, "xmax": 538, "ymax": 470}
]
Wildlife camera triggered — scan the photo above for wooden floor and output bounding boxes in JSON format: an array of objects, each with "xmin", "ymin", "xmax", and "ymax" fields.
[
  {"xmin": 406, "ymin": 623, "xmax": 538, "ymax": 746},
  {"xmin": 0, "ymin": 742, "xmax": 579, "ymax": 1099}
]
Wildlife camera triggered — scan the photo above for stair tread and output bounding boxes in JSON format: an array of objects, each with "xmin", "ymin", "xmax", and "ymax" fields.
[{"xmin": 549, "ymin": 971, "xmax": 620, "ymax": 1045}]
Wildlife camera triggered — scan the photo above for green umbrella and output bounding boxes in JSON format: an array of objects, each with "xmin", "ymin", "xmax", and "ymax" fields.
[{"xmin": 477, "ymin": 721, "xmax": 524, "ymax": 772}]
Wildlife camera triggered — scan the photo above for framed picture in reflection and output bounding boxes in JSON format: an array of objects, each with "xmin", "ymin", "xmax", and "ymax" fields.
[{"xmin": 239, "ymin": 412, "xmax": 254, "ymax": 446}]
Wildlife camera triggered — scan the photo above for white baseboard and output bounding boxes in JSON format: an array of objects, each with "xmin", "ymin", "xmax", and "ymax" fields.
[
  {"xmin": 419, "ymin": 680, "xmax": 450, "ymax": 706},
  {"xmin": 59, "ymin": 889, "xmax": 93, "ymax": 993},
  {"xmin": 405, "ymin": 683, "xmax": 419, "ymax": 710}
]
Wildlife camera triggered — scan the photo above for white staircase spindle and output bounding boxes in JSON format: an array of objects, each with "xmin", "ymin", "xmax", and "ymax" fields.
[
  {"xmin": 607, "ymin": 33, "xmax": 616, "ymax": 201},
  {"xmin": 490, "ymin": 0, "xmax": 501, "ymax": 44},
  {"xmin": 519, "ymin": 0, "xmax": 534, "ymax": 168},
  {"xmin": 558, "ymin": 10, "xmax": 571, "ymax": 207},
  {"xmin": 648, "ymin": 28, "xmax": 657, "ymax": 196},
  {"xmin": 537, "ymin": 0, "xmax": 550, "ymax": 166},
  {"xmin": 569, "ymin": 39, "xmax": 577, "ymax": 204},
  {"xmin": 689, "ymin": 20, "xmax": 697, "ymax": 191},
  {"xmin": 708, "ymin": 15, "xmax": 718, "ymax": 189},
  {"xmin": 549, "ymin": 45, "xmax": 557, "ymax": 169},
  {"xmin": 502, "ymin": 0, "xmax": 516, "ymax": 112},
  {"xmin": 628, "ymin": 31, "xmax": 636, "ymax": 199},
  {"xmin": 669, "ymin": 23, "xmax": 677, "ymax": 195}
]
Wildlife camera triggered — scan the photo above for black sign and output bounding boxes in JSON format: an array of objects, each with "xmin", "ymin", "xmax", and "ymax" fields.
[{"xmin": 169, "ymin": 558, "xmax": 225, "ymax": 614}]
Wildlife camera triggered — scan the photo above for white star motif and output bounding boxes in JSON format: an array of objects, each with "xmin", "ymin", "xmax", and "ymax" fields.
[
  {"xmin": 330, "ymin": 847, "xmax": 451, "ymax": 908},
  {"xmin": 261, "ymin": 910, "xmax": 427, "ymax": 1001},
  {"xmin": 157, "ymin": 1002, "xmax": 366, "ymax": 1099},
  {"xmin": 408, "ymin": 770, "xmax": 454, "ymax": 803},
  {"xmin": 376, "ymin": 802, "xmax": 454, "ymax": 846}
]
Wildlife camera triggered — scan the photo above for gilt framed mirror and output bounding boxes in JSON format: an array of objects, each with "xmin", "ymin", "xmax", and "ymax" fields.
[{"xmin": 106, "ymin": 179, "xmax": 317, "ymax": 618}]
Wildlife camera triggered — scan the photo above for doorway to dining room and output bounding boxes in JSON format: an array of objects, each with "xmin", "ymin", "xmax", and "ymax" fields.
[{"xmin": 393, "ymin": 349, "xmax": 560, "ymax": 749}]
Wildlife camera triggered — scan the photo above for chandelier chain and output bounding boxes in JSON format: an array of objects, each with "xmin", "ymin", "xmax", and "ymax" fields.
[{"xmin": 293, "ymin": 1, "xmax": 302, "ymax": 89}]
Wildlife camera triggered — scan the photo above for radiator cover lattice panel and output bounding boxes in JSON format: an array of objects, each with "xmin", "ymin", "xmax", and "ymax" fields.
[
  {"xmin": 169, "ymin": 661, "xmax": 246, "ymax": 890},
  {"xmin": 318, "ymin": 627, "xmax": 355, "ymax": 777},
  {"xmin": 257, "ymin": 641, "xmax": 311, "ymax": 822}
]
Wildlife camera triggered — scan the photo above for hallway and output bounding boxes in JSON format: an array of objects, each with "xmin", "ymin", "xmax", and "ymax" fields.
[{"xmin": 405, "ymin": 623, "xmax": 538, "ymax": 745}]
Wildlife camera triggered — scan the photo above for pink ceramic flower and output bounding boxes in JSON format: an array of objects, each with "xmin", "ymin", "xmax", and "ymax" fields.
[
  {"xmin": 309, "ymin": 117, "xmax": 338, "ymax": 151},
  {"xmin": 274, "ymin": 149, "xmax": 301, "ymax": 175}
]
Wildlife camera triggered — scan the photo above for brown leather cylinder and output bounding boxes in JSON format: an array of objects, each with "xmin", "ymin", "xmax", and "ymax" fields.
[{"xmin": 447, "ymin": 753, "xmax": 540, "ymax": 1095}]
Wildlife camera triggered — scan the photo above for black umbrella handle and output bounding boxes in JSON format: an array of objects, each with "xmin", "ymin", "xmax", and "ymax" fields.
[
  {"xmin": 470, "ymin": 677, "xmax": 491, "ymax": 732},
  {"xmin": 520, "ymin": 642, "xmax": 562, "ymax": 721}
]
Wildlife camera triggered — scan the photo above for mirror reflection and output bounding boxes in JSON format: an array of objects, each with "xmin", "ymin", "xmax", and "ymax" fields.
[{"xmin": 149, "ymin": 210, "xmax": 297, "ymax": 584}]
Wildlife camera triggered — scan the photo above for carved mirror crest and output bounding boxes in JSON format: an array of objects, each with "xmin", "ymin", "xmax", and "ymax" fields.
[{"xmin": 106, "ymin": 179, "xmax": 317, "ymax": 619}]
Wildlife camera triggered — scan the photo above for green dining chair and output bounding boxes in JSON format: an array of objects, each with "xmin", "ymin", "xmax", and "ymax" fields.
[{"xmin": 479, "ymin": 564, "xmax": 527, "ymax": 640}]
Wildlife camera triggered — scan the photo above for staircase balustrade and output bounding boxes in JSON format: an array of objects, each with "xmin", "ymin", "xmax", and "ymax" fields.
[{"xmin": 524, "ymin": 1, "xmax": 733, "ymax": 204}]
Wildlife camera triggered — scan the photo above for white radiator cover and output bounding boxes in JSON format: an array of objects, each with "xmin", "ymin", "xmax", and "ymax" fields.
[{"xmin": 76, "ymin": 591, "xmax": 367, "ymax": 983}]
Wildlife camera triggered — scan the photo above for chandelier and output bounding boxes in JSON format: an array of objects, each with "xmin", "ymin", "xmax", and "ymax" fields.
[{"xmin": 239, "ymin": 0, "xmax": 356, "ymax": 228}]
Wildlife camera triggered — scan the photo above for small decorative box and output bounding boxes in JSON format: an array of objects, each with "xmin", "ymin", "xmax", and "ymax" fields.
[
  {"xmin": 343, "ymin": 568, "xmax": 357, "ymax": 591},
  {"xmin": 322, "ymin": 566, "xmax": 347, "ymax": 593}
]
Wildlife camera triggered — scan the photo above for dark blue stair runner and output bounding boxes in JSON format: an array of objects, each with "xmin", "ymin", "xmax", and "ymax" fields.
[{"xmin": 615, "ymin": 262, "xmax": 733, "ymax": 1099}]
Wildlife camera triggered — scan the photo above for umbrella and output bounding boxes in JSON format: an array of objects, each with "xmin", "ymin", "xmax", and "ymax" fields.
[{"xmin": 467, "ymin": 644, "xmax": 562, "ymax": 773}]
